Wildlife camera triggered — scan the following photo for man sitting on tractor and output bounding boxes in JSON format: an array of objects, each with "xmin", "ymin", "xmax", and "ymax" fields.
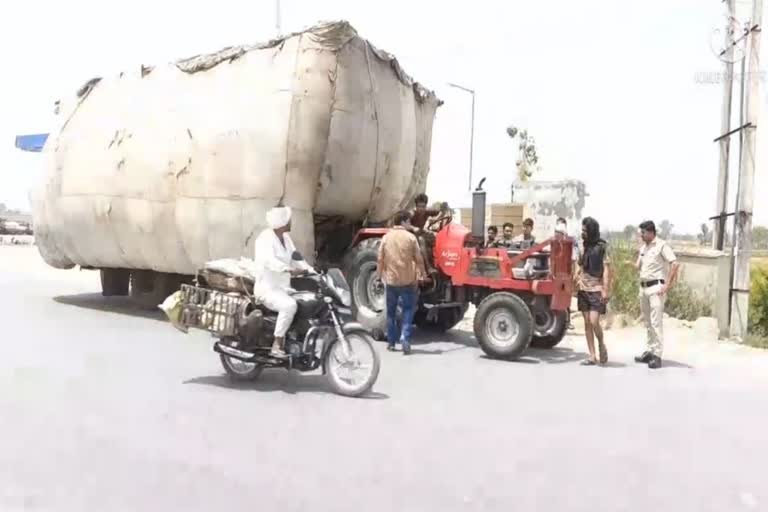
[
  {"xmin": 408, "ymin": 193, "xmax": 443, "ymax": 233},
  {"xmin": 405, "ymin": 193, "xmax": 450, "ymax": 278}
]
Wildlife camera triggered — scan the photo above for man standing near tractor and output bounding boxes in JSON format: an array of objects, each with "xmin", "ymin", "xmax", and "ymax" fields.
[{"xmin": 377, "ymin": 211, "xmax": 427, "ymax": 355}]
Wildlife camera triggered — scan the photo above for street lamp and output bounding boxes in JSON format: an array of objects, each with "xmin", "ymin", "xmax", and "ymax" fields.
[
  {"xmin": 447, "ymin": 82, "xmax": 475, "ymax": 191},
  {"xmin": 275, "ymin": 0, "xmax": 281, "ymax": 36}
]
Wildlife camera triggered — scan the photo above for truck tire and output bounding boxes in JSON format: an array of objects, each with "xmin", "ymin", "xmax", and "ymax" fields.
[
  {"xmin": 415, "ymin": 304, "xmax": 468, "ymax": 333},
  {"xmin": 100, "ymin": 268, "xmax": 130, "ymax": 296},
  {"xmin": 345, "ymin": 238, "xmax": 387, "ymax": 340},
  {"xmin": 474, "ymin": 292, "xmax": 533, "ymax": 360},
  {"xmin": 530, "ymin": 310, "xmax": 568, "ymax": 349},
  {"xmin": 130, "ymin": 271, "xmax": 183, "ymax": 310}
]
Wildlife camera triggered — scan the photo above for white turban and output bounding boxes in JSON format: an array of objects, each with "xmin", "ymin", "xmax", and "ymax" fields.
[{"xmin": 266, "ymin": 206, "xmax": 292, "ymax": 229}]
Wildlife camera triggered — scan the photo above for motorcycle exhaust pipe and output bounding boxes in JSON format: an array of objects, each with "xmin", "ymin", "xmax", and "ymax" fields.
[{"xmin": 213, "ymin": 341, "xmax": 257, "ymax": 362}]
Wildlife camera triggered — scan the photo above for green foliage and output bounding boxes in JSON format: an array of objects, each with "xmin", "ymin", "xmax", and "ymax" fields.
[
  {"xmin": 665, "ymin": 282, "xmax": 712, "ymax": 321},
  {"xmin": 753, "ymin": 226, "xmax": 768, "ymax": 250},
  {"xmin": 607, "ymin": 241, "xmax": 640, "ymax": 318},
  {"xmin": 748, "ymin": 266, "xmax": 768, "ymax": 337}
]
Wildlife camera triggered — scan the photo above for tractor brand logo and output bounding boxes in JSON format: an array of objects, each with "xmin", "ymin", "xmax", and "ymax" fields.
[{"xmin": 441, "ymin": 250, "xmax": 459, "ymax": 267}]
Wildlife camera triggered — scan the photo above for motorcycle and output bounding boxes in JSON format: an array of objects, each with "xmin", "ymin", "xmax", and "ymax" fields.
[{"xmin": 180, "ymin": 253, "xmax": 381, "ymax": 397}]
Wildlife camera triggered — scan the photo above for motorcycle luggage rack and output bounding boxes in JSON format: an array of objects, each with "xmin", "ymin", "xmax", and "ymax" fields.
[{"xmin": 179, "ymin": 283, "xmax": 248, "ymax": 336}]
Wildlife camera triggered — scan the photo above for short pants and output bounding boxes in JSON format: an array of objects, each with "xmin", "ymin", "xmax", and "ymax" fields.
[{"xmin": 577, "ymin": 290, "xmax": 606, "ymax": 315}]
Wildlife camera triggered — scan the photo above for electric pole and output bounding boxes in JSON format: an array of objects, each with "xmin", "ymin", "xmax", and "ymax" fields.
[
  {"xmin": 730, "ymin": 0, "xmax": 763, "ymax": 339},
  {"xmin": 713, "ymin": 0, "xmax": 737, "ymax": 250}
]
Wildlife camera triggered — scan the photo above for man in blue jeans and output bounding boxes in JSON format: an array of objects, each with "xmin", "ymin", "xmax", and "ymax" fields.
[{"xmin": 377, "ymin": 210, "xmax": 426, "ymax": 355}]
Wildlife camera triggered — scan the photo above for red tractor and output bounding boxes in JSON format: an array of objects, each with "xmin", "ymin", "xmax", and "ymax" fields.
[{"xmin": 343, "ymin": 182, "xmax": 574, "ymax": 360}]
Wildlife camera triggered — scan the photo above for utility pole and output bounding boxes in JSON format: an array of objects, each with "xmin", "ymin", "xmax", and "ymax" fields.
[
  {"xmin": 447, "ymin": 82, "xmax": 476, "ymax": 191},
  {"xmin": 730, "ymin": 0, "xmax": 763, "ymax": 339},
  {"xmin": 713, "ymin": 0, "xmax": 737, "ymax": 250}
]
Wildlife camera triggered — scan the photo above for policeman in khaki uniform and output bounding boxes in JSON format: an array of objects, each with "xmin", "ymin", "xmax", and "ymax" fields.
[{"xmin": 634, "ymin": 220, "xmax": 680, "ymax": 369}]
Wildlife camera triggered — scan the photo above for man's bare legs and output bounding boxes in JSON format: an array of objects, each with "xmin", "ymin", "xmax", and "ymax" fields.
[
  {"xmin": 582, "ymin": 312, "xmax": 597, "ymax": 363},
  {"xmin": 582, "ymin": 311, "xmax": 607, "ymax": 364}
]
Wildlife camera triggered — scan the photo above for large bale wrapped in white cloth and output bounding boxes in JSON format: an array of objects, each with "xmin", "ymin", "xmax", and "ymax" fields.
[{"xmin": 31, "ymin": 20, "xmax": 440, "ymax": 273}]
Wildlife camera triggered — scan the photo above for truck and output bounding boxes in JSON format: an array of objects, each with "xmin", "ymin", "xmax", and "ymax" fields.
[
  {"xmin": 30, "ymin": 20, "xmax": 573, "ymax": 357},
  {"xmin": 31, "ymin": 20, "xmax": 440, "ymax": 305}
]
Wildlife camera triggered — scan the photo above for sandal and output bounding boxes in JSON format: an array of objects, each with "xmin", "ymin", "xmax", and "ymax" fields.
[{"xmin": 580, "ymin": 358, "xmax": 597, "ymax": 366}]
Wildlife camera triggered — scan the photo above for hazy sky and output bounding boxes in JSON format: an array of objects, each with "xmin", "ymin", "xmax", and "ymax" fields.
[{"xmin": 2, "ymin": 0, "xmax": 766, "ymax": 234}]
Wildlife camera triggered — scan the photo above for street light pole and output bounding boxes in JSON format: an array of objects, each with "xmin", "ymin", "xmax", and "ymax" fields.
[
  {"xmin": 276, "ymin": 0, "xmax": 282, "ymax": 36},
  {"xmin": 448, "ymin": 82, "xmax": 475, "ymax": 191}
]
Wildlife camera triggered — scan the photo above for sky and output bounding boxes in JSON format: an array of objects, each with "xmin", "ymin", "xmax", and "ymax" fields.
[{"xmin": 1, "ymin": 0, "xmax": 766, "ymax": 234}]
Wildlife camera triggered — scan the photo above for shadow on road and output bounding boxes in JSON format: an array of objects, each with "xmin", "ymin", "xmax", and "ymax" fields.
[
  {"xmin": 478, "ymin": 346, "xmax": 592, "ymax": 365},
  {"xmin": 54, "ymin": 293, "xmax": 165, "ymax": 322},
  {"xmin": 184, "ymin": 373, "xmax": 390, "ymax": 399},
  {"xmin": 412, "ymin": 329, "xmax": 476, "ymax": 347}
]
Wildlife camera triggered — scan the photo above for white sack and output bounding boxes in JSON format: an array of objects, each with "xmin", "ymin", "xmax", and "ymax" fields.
[{"xmin": 31, "ymin": 21, "xmax": 441, "ymax": 274}]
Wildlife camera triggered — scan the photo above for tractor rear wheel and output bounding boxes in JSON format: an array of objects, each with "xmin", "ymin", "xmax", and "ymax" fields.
[
  {"xmin": 415, "ymin": 304, "xmax": 468, "ymax": 332},
  {"xmin": 474, "ymin": 292, "xmax": 533, "ymax": 360},
  {"xmin": 345, "ymin": 238, "xmax": 387, "ymax": 340},
  {"xmin": 530, "ymin": 310, "xmax": 569, "ymax": 349}
]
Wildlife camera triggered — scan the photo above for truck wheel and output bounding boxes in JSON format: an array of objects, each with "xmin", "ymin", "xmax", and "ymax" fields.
[
  {"xmin": 474, "ymin": 292, "xmax": 533, "ymax": 360},
  {"xmin": 130, "ymin": 271, "xmax": 183, "ymax": 310},
  {"xmin": 345, "ymin": 238, "xmax": 387, "ymax": 340},
  {"xmin": 415, "ymin": 304, "xmax": 468, "ymax": 332},
  {"xmin": 100, "ymin": 268, "xmax": 130, "ymax": 296},
  {"xmin": 530, "ymin": 310, "xmax": 568, "ymax": 349}
]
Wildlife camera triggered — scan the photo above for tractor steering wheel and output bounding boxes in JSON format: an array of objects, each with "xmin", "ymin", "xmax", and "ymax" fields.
[{"xmin": 426, "ymin": 214, "xmax": 451, "ymax": 232}]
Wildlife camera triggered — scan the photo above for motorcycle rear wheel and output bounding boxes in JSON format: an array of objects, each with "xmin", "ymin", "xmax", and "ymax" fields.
[{"xmin": 219, "ymin": 340, "xmax": 263, "ymax": 382}]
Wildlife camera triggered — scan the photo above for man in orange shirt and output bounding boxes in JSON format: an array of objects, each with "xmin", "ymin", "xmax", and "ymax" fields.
[{"xmin": 377, "ymin": 211, "xmax": 427, "ymax": 355}]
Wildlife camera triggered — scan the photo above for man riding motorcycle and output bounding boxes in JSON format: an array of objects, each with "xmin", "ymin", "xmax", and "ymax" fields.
[{"xmin": 252, "ymin": 206, "xmax": 313, "ymax": 358}]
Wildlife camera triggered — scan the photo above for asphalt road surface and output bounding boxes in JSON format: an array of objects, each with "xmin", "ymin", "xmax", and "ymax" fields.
[{"xmin": 1, "ymin": 246, "xmax": 767, "ymax": 512}]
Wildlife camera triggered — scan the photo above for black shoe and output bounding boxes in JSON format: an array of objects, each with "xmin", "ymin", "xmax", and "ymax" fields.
[
  {"xmin": 648, "ymin": 356, "xmax": 662, "ymax": 369},
  {"xmin": 402, "ymin": 345, "xmax": 412, "ymax": 356},
  {"xmin": 386, "ymin": 344, "xmax": 397, "ymax": 352},
  {"xmin": 635, "ymin": 351, "xmax": 652, "ymax": 364}
]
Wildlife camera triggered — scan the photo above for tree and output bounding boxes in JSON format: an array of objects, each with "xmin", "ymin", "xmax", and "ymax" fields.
[
  {"xmin": 659, "ymin": 219, "xmax": 674, "ymax": 239},
  {"xmin": 753, "ymin": 226, "xmax": 768, "ymax": 250},
  {"xmin": 506, "ymin": 126, "xmax": 540, "ymax": 181},
  {"xmin": 698, "ymin": 223, "xmax": 711, "ymax": 246},
  {"xmin": 622, "ymin": 225, "xmax": 636, "ymax": 240}
]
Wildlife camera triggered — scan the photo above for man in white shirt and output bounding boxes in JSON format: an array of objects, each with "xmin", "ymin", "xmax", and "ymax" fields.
[{"xmin": 252, "ymin": 206, "xmax": 313, "ymax": 358}]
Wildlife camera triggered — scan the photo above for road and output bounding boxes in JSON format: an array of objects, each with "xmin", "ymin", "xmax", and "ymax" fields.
[{"xmin": 1, "ymin": 245, "xmax": 767, "ymax": 512}]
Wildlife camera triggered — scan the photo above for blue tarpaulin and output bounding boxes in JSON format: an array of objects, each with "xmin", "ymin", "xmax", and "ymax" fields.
[{"xmin": 15, "ymin": 133, "xmax": 49, "ymax": 152}]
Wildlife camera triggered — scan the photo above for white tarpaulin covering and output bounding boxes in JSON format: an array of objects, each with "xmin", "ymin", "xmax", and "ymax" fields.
[{"xmin": 31, "ymin": 21, "xmax": 440, "ymax": 273}]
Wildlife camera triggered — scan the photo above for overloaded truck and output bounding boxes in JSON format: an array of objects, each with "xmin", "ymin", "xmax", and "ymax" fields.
[
  {"xmin": 31, "ymin": 20, "xmax": 573, "ymax": 358},
  {"xmin": 32, "ymin": 20, "xmax": 440, "ymax": 303}
]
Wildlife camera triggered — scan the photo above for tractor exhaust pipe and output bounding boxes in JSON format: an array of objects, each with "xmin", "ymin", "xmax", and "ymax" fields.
[{"xmin": 471, "ymin": 177, "xmax": 487, "ymax": 240}]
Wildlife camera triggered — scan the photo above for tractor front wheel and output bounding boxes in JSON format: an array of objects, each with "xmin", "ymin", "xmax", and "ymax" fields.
[{"xmin": 474, "ymin": 292, "xmax": 533, "ymax": 360}]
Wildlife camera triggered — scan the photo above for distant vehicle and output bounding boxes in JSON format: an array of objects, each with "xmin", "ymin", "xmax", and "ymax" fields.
[{"xmin": 0, "ymin": 221, "xmax": 27, "ymax": 235}]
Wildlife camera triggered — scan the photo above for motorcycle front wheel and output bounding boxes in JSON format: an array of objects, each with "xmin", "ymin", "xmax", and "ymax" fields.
[{"xmin": 325, "ymin": 330, "xmax": 380, "ymax": 397}]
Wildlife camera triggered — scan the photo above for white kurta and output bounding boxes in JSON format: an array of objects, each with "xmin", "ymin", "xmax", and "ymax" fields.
[{"xmin": 252, "ymin": 229, "xmax": 312, "ymax": 337}]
